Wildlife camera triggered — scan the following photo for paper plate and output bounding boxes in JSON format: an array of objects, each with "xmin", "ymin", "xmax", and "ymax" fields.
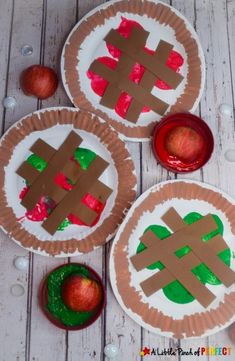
[
  {"xmin": 0, "ymin": 107, "xmax": 137, "ymax": 257},
  {"xmin": 109, "ymin": 180, "xmax": 235, "ymax": 338},
  {"xmin": 61, "ymin": 0, "xmax": 205, "ymax": 141}
]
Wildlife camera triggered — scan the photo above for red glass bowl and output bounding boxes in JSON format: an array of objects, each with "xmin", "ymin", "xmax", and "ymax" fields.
[
  {"xmin": 39, "ymin": 263, "xmax": 106, "ymax": 330},
  {"xmin": 152, "ymin": 113, "xmax": 214, "ymax": 173}
]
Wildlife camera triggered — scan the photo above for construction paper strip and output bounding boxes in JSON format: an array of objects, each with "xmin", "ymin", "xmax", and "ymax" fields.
[
  {"xmin": 104, "ymin": 27, "xmax": 184, "ymax": 88},
  {"xmin": 72, "ymin": 202, "xmax": 98, "ymax": 225},
  {"xmin": 30, "ymin": 138, "xmax": 55, "ymax": 161},
  {"xmin": 17, "ymin": 131, "xmax": 113, "ymax": 235},
  {"xmin": 46, "ymin": 184, "xmax": 67, "ymax": 204},
  {"xmin": 100, "ymin": 57, "xmax": 136, "ymax": 112},
  {"xmin": 131, "ymin": 207, "xmax": 235, "ymax": 307},
  {"xmin": 42, "ymin": 156, "xmax": 110, "ymax": 234},
  {"xmin": 88, "ymin": 180, "xmax": 113, "ymax": 203},
  {"xmin": 162, "ymin": 208, "xmax": 229, "ymax": 251},
  {"xmin": 162, "ymin": 208, "xmax": 235, "ymax": 287},
  {"xmin": 62, "ymin": 160, "xmax": 81, "ymax": 183},
  {"xmin": 161, "ymin": 206, "xmax": 185, "ymax": 231},
  {"xmin": 189, "ymin": 237, "xmax": 234, "ymax": 287},
  {"xmin": 17, "ymin": 162, "xmax": 40, "ymax": 184},
  {"xmin": 140, "ymin": 233, "xmax": 229, "ymax": 297},
  {"xmin": 141, "ymin": 268, "xmax": 175, "ymax": 296},
  {"xmin": 88, "ymin": 26, "xmax": 184, "ymax": 122},
  {"xmin": 131, "ymin": 215, "xmax": 217, "ymax": 270},
  {"xmin": 126, "ymin": 40, "xmax": 173, "ymax": 122},
  {"xmin": 100, "ymin": 26, "xmax": 149, "ymax": 117},
  {"xmin": 18, "ymin": 131, "xmax": 82, "ymax": 210},
  {"xmin": 89, "ymin": 61, "xmax": 169, "ymax": 115},
  {"xmin": 145, "ymin": 248, "xmax": 215, "ymax": 308}
]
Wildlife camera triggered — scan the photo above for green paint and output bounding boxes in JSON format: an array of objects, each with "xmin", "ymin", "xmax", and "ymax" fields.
[
  {"xmin": 27, "ymin": 147, "xmax": 96, "ymax": 172},
  {"xmin": 46, "ymin": 264, "xmax": 93, "ymax": 327},
  {"xmin": 136, "ymin": 212, "xmax": 231, "ymax": 304},
  {"xmin": 57, "ymin": 218, "xmax": 71, "ymax": 231},
  {"xmin": 73, "ymin": 147, "xmax": 96, "ymax": 170},
  {"xmin": 27, "ymin": 154, "xmax": 47, "ymax": 172}
]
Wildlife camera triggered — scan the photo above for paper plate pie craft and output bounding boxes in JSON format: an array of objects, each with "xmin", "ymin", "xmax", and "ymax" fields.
[
  {"xmin": 109, "ymin": 180, "xmax": 235, "ymax": 338},
  {"xmin": 61, "ymin": 0, "xmax": 205, "ymax": 141},
  {"xmin": 0, "ymin": 107, "xmax": 137, "ymax": 257}
]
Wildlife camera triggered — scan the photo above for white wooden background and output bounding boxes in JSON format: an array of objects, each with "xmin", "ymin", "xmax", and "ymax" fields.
[{"xmin": 0, "ymin": 0, "xmax": 235, "ymax": 360}]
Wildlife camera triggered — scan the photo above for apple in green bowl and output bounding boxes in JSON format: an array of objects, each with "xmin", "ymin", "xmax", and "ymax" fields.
[
  {"xmin": 39, "ymin": 263, "xmax": 106, "ymax": 330},
  {"xmin": 61, "ymin": 274, "xmax": 103, "ymax": 312}
]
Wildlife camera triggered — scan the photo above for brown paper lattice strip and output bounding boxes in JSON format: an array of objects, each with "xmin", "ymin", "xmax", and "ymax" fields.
[
  {"xmin": 42, "ymin": 156, "xmax": 111, "ymax": 235},
  {"xmin": 16, "ymin": 131, "xmax": 113, "ymax": 235},
  {"xmin": 89, "ymin": 26, "xmax": 184, "ymax": 123},
  {"xmin": 131, "ymin": 207, "xmax": 235, "ymax": 308}
]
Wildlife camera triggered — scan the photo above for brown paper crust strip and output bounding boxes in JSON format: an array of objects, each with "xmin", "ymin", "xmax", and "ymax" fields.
[
  {"xmin": 42, "ymin": 155, "xmax": 111, "ymax": 235},
  {"xmin": 141, "ymin": 234, "xmax": 227, "ymax": 297},
  {"xmin": 30, "ymin": 138, "xmax": 55, "ymax": 161},
  {"xmin": 0, "ymin": 108, "xmax": 137, "ymax": 255},
  {"xmin": 125, "ymin": 40, "xmax": 174, "ymax": 122},
  {"xmin": 63, "ymin": 0, "xmax": 203, "ymax": 139},
  {"xmin": 112, "ymin": 181, "xmax": 235, "ymax": 338},
  {"xmin": 131, "ymin": 208, "xmax": 235, "ymax": 308},
  {"xmin": 17, "ymin": 131, "xmax": 82, "ymax": 212},
  {"xmin": 17, "ymin": 131, "xmax": 112, "ymax": 235},
  {"xmin": 89, "ymin": 60, "xmax": 169, "ymax": 116},
  {"xmin": 104, "ymin": 28, "xmax": 183, "ymax": 88},
  {"xmin": 89, "ymin": 27, "xmax": 182, "ymax": 122},
  {"xmin": 162, "ymin": 208, "xmax": 235, "ymax": 287}
]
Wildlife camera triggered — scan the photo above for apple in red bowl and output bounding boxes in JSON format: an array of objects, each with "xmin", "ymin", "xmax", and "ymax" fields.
[
  {"xmin": 39, "ymin": 263, "xmax": 106, "ymax": 330},
  {"xmin": 152, "ymin": 113, "xmax": 214, "ymax": 173}
]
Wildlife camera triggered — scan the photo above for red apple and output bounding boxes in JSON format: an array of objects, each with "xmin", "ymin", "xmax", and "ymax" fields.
[
  {"xmin": 61, "ymin": 274, "xmax": 103, "ymax": 312},
  {"xmin": 165, "ymin": 126, "xmax": 204, "ymax": 162},
  {"xmin": 20, "ymin": 65, "xmax": 58, "ymax": 99}
]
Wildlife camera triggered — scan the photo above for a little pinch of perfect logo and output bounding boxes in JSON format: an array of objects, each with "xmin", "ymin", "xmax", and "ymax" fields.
[{"xmin": 139, "ymin": 346, "xmax": 232, "ymax": 357}]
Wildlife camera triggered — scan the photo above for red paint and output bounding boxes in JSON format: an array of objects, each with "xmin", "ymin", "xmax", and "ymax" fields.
[
  {"xmin": 25, "ymin": 198, "xmax": 49, "ymax": 221},
  {"xmin": 68, "ymin": 194, "xmax": 105, "ymax": 227},
  {"xmin": 87, "ymin": 17, "xmax": 184, "ymax": 118},
  {"xmin": 19, "ymin": 186, "xmax": 30, "ymax": 200},
  {"xmin": 54, "ymin": 172, "xmax": 73, "ymax": 191},
  {"xmin": 19, "ymin": 186, "xmax": 49, "ymax": 221},
  {"xmin": 152, "ymin": 113, "xmax": 214, "ymax": 173}
]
